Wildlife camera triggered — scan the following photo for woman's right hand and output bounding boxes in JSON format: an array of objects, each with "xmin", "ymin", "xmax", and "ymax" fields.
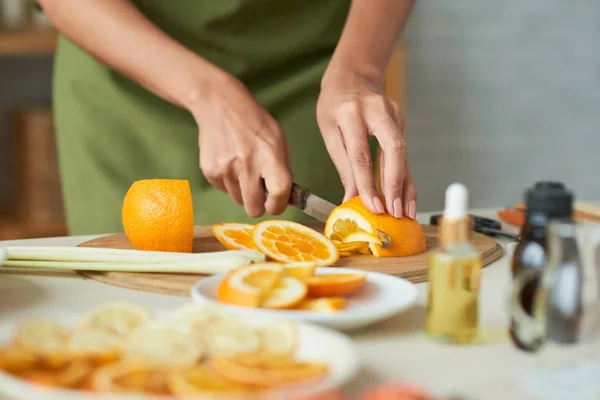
[{"xmin": 190, "ymin": 74, "xmax": 293, "ymax": 218}]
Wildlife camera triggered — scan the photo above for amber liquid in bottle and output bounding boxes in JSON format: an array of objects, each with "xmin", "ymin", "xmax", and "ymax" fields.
[
  {"xmin": 509, "ymin": 213, "xmax": 548, "ymax": 351},
  {"xmin": 426, "ymin": 243, "xmax": 482, "ymax": 344}
]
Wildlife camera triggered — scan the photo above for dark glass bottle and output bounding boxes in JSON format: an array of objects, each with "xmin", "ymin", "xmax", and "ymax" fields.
[{"xmin": 509, "ymin": 182, "xmax": 573, "ymax": 351}]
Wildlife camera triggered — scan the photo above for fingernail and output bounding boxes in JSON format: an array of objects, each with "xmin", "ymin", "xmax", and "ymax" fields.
[
  {"xmin": 373, "ymin": 197, "xmax": 385, "ymax": 214},
  {"xmin": 393, "ymin": 198, "xmax": 403, "ymax": 218},
  {"xmin": 409, "ymin": 200, "xmax": 417, "ymax": 219}
]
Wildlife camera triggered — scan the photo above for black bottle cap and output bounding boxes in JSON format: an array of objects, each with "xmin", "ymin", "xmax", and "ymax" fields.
[
  {"xmin": 534, "ymin": 181, "xmax": 567, "ymax": 191},
  {"xmin": 526, "ymin": 187, "xmax": 573, "ymax": 219}
]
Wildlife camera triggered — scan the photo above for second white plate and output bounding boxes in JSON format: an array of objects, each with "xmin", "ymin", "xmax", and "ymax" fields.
[{"xmin": 191, "ymin": 267, "xmax": 418, "ymax": 331}]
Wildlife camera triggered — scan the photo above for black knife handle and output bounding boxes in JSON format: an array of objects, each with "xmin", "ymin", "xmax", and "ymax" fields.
[
  {"xmin": 430, "ymin": 214, "xmax": 501, "ymax": 230},
  {"xmin": 261, "ymin": 180, "xmax": 308, "ymax": 209}
]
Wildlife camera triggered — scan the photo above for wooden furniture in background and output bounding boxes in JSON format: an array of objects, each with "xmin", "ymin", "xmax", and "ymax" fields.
[
  {"xmin": 0, "ymin": 107, "xmax": 67, "ymax": 240},
  {"xmin": 0, "ymin": 25, "xmax": 57, "ymax": 55}
]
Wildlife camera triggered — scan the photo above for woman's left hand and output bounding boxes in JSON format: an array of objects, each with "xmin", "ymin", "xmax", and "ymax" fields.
[{"xmin": 317, "ymin": 74, "xmax": 416, "ymax": 219}]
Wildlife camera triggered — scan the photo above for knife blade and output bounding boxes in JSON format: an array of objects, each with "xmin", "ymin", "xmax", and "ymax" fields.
[{"xmin": 263, "ymin": 181, "xmax": 391, "ymax": 248}]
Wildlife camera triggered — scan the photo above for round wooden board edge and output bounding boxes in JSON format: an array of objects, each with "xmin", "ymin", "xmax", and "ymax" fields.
[{"xmin": 75, "ymin": 224, "xmax": 505, "ymax": 296}]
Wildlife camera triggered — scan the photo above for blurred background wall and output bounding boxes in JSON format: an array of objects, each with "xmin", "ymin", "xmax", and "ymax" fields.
[{"xmin": 0, "ymin": 0, "xmax": 598, "ymax": 238}]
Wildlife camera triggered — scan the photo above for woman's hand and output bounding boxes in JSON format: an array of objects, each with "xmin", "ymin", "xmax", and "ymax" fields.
[
  {"xmin": 317, "ymin": 74, "xmax": 416, "ymax": 219},
  {"xmin": 190, "ymin": 74, "xmax": 292, "ymax": 218}
]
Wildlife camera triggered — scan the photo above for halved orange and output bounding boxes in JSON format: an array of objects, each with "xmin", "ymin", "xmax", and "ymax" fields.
[
  {"xmin": 212, "ymin": 222, "xmax": 257, "ymax": 251},
  {"xmin": 211, "ymin": 355, "xmax": 329, "ymax": 387},
  {"xmin": 325, "ymin": 196, "xmax": 427, "ymax": 258},
  {"xmin": 253, "ymin": 220, "xmax": 339, "ymax": 266},
  {"xmin": 217, "ymin": 263, "xmax": 284, "ymax": 307},
  {"xmin": 306, "ymin": 273, "xmax": 366, "ymax": 298},
  {"xmin": 294, "ymin": 298, "xmax": 347, "ymax": 313}
]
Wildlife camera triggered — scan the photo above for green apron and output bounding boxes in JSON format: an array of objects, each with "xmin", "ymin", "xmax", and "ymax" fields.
[{"xmin": 54, "ymin": 0, "xmax": 353, "ymax": 235}]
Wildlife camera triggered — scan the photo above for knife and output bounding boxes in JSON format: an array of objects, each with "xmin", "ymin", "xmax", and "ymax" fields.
[{"xmin": 263, "ymin": 181, "xmax": 391, "ymax": 248}]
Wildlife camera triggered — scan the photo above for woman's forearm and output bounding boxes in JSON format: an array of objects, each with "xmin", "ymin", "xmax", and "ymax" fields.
[
  {"xmin": 39, "ymin": 0, "xmax": 229, "ymax": 110},
  {"xmin": 323, "ymin": 0, "xmax": 416, "ymax": 86}
]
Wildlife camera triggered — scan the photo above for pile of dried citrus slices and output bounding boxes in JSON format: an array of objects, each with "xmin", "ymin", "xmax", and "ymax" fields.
[
  {"xmin": 0, "ymin": 302, "xmax": 329, "ymax": 396},
  {"xmin": 216, "ymin": 263, "xmax": 367, "ymax": 313}
]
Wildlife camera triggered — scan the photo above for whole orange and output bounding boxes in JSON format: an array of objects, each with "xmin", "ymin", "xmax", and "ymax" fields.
[{"xmin": 122, "ymin": 179, "xmax": 194, "ymax": 253}]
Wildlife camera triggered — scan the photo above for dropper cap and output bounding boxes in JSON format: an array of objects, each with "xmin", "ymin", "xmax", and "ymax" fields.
[{"xmin": 439, "ymin": 183, "xmax": 472, "ymax": 244}]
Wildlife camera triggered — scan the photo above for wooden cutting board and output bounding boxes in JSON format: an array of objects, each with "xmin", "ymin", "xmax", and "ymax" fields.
[{"xmin": 77, "ymin": 223, "xmax": 504, "ymax": 296}]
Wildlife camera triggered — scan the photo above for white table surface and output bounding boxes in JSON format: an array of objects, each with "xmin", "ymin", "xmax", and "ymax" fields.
[{"xmin": 0, "ymin": 208, "xmax": 577, "ymax": 400}]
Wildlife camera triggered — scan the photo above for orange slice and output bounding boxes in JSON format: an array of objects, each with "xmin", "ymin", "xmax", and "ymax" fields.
[
  {"xmin": 253, "ymin": 220, "xmax": 339, "ymax": 266},
  {"xmin": 12, "ymin": 319, "xmax": 70, "ymax": 356},
  {"xmin": 212, "ymin": 222, "xmax": 257, "ymax": 251},
  {"xmin": 306, "ymin": 273, "xmax": 366, "ymax": 298},
  {"xmin": 204, "ymin": 319, "xmax": 261, "ymax": 357},
  {"xmin": 261, "ymin": 277, "xmax": 308, "ymax": 309},
  {"xmin": 91, "ymin": 361, "xmax": 170, "ymax": 394},
  {"xmin": 284, "ymin": 262, "xmax": 318, "ymax": 281},
  {"xmin": 0, "ymin": 348, "xmax": 38, "ymax": 375},
  {"xmin": 217, "ymin": 263, "xmax": 285, "ymax": 307},
  {"xmin": 211, "ymin": 355, "xmax": 329, "ymax": 387},
  {"xmin": 294, "ymin": 298, "xmax": 347, "ymax": 313},
  {"xmin": 335, "ymin": 242, "xmax": 369, "ymax": 253},
  {"xmin": 168, "ymin": 365, "xmax": 255, "ymax": 396},
  {"xmin": 325, "ymin": 196, "xmax": 427, "ymax": 258},
  {"xmin": 343, "ymin": 231, "xmax": 381, "ymax": 245},
  {"xmin": 258, "ymin": 320, "xmax": 298, "ymax": 358},
  {"xmin": 79, "ymin": 302, "xmax": 152, "ymax": 338}
]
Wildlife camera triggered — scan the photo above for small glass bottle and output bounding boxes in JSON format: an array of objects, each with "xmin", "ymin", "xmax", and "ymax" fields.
[
  {"xmin": 426, "ymin": 183, "xmax": 482, "ymax": 344},
  {"xmin": 509, "ymin": 182, "xmax": 573, "ymax": 351}
]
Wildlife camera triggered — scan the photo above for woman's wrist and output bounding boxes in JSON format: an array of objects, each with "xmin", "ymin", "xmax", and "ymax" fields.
[
  {"xmin": 183, "ymin": 63, "xmax": 239, "ymax": 115},
  {"xmin": 321, "ymin": 60, "xmax": 385, "ymax": 92}
]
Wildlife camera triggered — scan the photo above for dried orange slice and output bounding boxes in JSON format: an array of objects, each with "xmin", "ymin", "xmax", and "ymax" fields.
[
  {"xmin": 67, "ymin": 330, "xmax": 123, "ymax": 363},
  {"xmin": 168, "ymin": 365, "xmax": 254, "ymax": 396},
  {"xmin": 259, "ymin": 320, "xmax": 298, "ymax": 358},
  {"xmin": 325, "ymin": 196, "xmax": 427, "ymax": 258},
  {"xmin": 294, "ymin": 298, "xmax": 347, "ymax": 313},
  {"xmin": 79, "ymin": 302, "xmax": 151, "ymax": 337},
  {"xmin": 12, "ymin": 319, "xmax": 70, "ymax": 356},
  {"xmin": 217, "ymin": 263, "xmax": 285, "ymax": 307},
  {"xmin": 284, "ymin": 262, "xmax": 318, "ymax": 281},
  {"xmin": 123, "ymin": 327, "xmax": 203, "ymax": 369},
  {"xmin": 212, "ymin": 222, "xmax": 257, "ymax": 251},
  {"xmin": 204, "ymin": 319, "xmax": 261, "ymax": 357},
  {"xmin": 91, "ymin": 361, "xmax": 170, "ymax": 394},
  {"xmin": 253, "ymin": 220, "xmax": 339, "ymax": 266},
  {"xmin": 261, "ymin": 277, "xmax": 308, "ymax": 309},
  {"xmin": 306, "ymin": 273, "xmax": 366, "ymax": 298},
  {"xmin": 0, "ymin": 348, "xmax": 38, "ymax": 374},
  {"xmin": 212, "ymin": 355, "xmax": 329, "ymax": 387}
]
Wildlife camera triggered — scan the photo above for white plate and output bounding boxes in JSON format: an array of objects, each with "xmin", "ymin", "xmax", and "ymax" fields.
[
  {"xmin": 191, "ymin": 267, "xmax": 418, "ymax": 331},
  {"xmin": 0, "ymin": 311, "xmax": 360, "ymax": 400}
]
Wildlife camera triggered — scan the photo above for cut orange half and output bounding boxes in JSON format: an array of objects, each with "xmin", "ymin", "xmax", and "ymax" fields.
[
  {"xmin": 211, "ymin": 355, "xmax": 329, "ymax": 387},
  {"xmin": 217, "ymin": 263, "xmax": 284, "ymax": 307},
  {"xmin": 306, "ymin": 273, "xmax": 366, "ymax": 298},
  {"xmin": 342, "ymin": 231, "xmax": 381, "ymax": 245},
  {"xmin": 212, "ymin": 222, "xmax": 257, "ymax": 251},
  {"xmin": 294, "ymin": 298, "xmax": 347, "ymax": 313},
  {"xmin": 253, "ymin": 220, "xmax": 339, "ymax": 266},
  {"xmin": 325, "ymin": 196, "xmax": 427, "ymax": 258}
]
